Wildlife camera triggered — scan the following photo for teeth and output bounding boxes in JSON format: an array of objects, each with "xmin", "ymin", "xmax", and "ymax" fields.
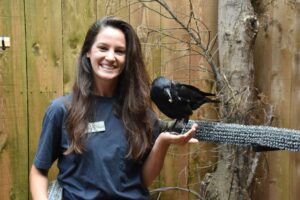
[{"xmin": 100, "ymin": 65, "xmax": 115, "ymax": 69}]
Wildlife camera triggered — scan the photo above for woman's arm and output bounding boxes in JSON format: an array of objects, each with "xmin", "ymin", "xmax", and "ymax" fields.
[
  {"xmin": 30, "ymin": 164, "xmax": 49, "ymax": 200},
  {"xmin": 142, "ymin": 123, "xmax": 198, "ymax": 187}
]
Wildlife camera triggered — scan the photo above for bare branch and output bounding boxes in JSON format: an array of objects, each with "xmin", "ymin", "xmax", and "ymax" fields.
[
  {"xmin": 137, "ymin": 0, "xmax": 174, "ymax": 19},
  {"xmin": 150, "ymin": 186, "xmax": 204, "ymax": 199},
  {"xmin": 136, "ymin": 0, "xmax": 222, "ymax": 85},
  {"xmin": 187, "ymin": 0, "xmax": 194, "ymax": 28},
  {"xmin": 207, "ymin": 33, "xmax": 218, "ymax": 53}
]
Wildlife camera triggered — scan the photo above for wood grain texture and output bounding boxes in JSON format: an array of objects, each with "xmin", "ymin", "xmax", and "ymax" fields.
[
  {"xmin": 25, "ymin": 0, "xmax": 63, "ymax": 181},
  {"xmin": 97, "ymin": 0, "xmax": 129, "ymax": 20},
  {"xmin": 62, "ymin": 0, "xmax": 97, "ymax": 93},
  {"xmin": 0, "ymin": 0, "xmax": 28, "ymax": 199},
  {"xmin": 289, "ymin": 2, "xmax": 300, "ymax": 199},
  {"xmin": 187, "ymin": 1, "xmax": 218, "ymax": 199},
  {"xmin": 253, "ymin": 1, "xmax": 300, "ymax": 200},
  {"xmin": 0, "ymin": 0, "xmax": 299, "ymax": 199},
  {"xmin": 159, "ymin": 1, "xmax": 190, "ymax": 199}
]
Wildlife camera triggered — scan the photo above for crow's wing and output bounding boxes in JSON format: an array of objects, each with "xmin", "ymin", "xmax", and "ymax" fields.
[
  {"xmin": 178, "ymin": 83, "xmax": 215, "ymax": 96},
  {"xmin": 175, "ymin": 83, "xmax": 218, "ymax": 110}
]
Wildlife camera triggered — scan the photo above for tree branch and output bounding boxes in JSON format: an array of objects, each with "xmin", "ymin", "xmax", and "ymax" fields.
[
  {"xmin": 138, "ymin": 0, "xmax": 222, "ymax": 84},
  {"xmin": 150, "ymin": 186, "xmax": 204, "ymax": 199}
]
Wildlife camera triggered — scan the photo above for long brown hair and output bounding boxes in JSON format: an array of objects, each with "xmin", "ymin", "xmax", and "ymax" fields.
[{"xmin": 65, "ymin": 16, "xmax": 154, "ymax": 160}]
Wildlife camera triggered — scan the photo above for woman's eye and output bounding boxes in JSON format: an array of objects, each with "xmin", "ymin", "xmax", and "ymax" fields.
[
  {"xmin": 98, "ymin": 46, "xmax": 107, "ymax": 51},
  {"xmin": 115, "ymin": 50, "xmax": 126, "ymax": 55}
]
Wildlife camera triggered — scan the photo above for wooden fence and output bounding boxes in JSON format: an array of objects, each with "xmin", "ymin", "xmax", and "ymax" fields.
[{"xmin": 0, "ymin": 0, "xmax": 299, "ymax": 199}]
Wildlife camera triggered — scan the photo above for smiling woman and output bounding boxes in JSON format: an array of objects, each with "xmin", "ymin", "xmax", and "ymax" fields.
[
  {"xmin": 29, "ymin": 16, "xmax": 198, "ymax": 200},
  {"xmin": 87, "ymin": 26, "xmax": 126, "ymax": 96}
]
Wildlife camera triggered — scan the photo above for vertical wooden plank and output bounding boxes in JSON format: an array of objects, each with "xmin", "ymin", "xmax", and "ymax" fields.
[
  {"xmin": 97, "ymin": 0, "xmax": 129, "ymax": 21},
  {"xmin": 128, "ymin": 0, "xmax": 162, "ymax": 119},
  {"xmin": 129, "ymin": 0, "xmax": 161, "ymax": 80},
  {"xmin": 252, "ymin": 1, "xmax": 275, "ymax": 198},
  {"xmin": 0, "ymin": 0, "xmax": 28, "ymax": 199},
  {"xmin": 158, "ymin": 1, "xmax": 190, "ymax": 199},
  {"xmin": 25, "ymin": 0, "xmax": 63, "ymax": 179},
  {"xmin": 128, "ymin": 1, "xmax": 162, "ymax": 195},
  {"xmin": 160, "ymin": 0, "xmax": 190, "ymax": 82},
  {"xmin": 187, "ymin": 1, "xmax": 219, "ymax": 199},
  {"xmin": 147, "ymin": 3, "xmax": 162, "ymax": 80},
  {"xmin": 96, "ymin": 0, "xmax": 107, "ymax": 18},
  {"xmin": 262, "ymin": 1, "xmax": 293, "ymax": 199},
  {"xmin": 289, "ymin": 1, "xmax": 300, "ymax": 199},
  {"xmin": 253, "ymin": 1, "xmax": 300, "ymax": 199},
  {"xmin": 62, "ymin": 0, "xmax": 97, "ymax": 94}
]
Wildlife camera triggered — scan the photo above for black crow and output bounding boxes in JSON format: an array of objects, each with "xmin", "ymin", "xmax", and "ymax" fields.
[{"xmin": 150, "ymin": 76, "xmax": 219, "ymax": 129}]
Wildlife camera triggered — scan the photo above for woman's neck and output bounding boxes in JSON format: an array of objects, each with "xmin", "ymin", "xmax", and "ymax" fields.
[{"xmin": 93, "ymin": 79, "xmax": 117, "ymax": 97}]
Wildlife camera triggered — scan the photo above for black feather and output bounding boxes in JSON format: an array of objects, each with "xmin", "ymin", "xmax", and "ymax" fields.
[{"xmin": 150, "ymin": 76, "xmax": 219, "ymax": 124}]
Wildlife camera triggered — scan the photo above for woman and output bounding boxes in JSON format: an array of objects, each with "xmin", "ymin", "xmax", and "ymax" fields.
[{"xmin": 30, "ymin": 16, "xmax": 198, "ymax": 200}]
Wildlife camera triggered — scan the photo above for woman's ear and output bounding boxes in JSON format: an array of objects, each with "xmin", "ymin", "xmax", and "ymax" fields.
[{"xmin": 86, "ymin": 52, "xmax": 90, "ymax": 58}]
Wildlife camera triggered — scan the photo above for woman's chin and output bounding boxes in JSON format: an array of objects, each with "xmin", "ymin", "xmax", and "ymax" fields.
[{"xmin": 95, "ymin": 73, "xmax": 120, "ymax": 82}]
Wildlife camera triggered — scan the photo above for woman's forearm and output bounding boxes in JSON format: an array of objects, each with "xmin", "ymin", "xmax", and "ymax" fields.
[
  {"xmin": 30, "ymin": 164, "xmax": 49, "ymax": 200},
  {"xmin": 142, "ymin": 124, "xmax": 198, "ymax": 187},
  {"xmin": 142, "ymin": 135, "xmax": 170, "ymax": 187}
]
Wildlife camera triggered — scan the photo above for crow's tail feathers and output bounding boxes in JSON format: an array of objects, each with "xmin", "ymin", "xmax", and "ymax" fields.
[
  {"xmin": 206, "ymin": 98, "xmax": 220, "ymax": 104},
  {"xmin": 181, "ymin": 84, "xmax": 216, "ymax": 97},
  {"xmin": 191, "ymin": 97, "xmax": 220, "ymax": 109}
]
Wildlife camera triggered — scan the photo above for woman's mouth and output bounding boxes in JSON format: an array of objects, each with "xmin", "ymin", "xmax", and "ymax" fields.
[{"xmin": 99, "ymin": 64, "xmax": 116, "ymax": 70}]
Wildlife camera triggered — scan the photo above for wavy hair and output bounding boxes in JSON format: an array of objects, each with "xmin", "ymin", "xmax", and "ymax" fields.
[{"xmin": 64, "ymin": 16, "xmax": 154, "ymax": 160}]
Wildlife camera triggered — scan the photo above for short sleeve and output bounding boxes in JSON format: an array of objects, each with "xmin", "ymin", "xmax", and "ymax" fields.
[
  {"xmin": 148, "ymin": 109, "xmax": 160, "ymax": 143},
  {"xmin": 33, "ymin": 97, "xmax": 67, "ymax": 170}
]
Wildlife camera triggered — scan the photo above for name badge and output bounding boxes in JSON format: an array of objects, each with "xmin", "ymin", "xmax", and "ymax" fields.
[{"xmin": 88, "ymin": 121, "xmax": 105, "ymax": 133}]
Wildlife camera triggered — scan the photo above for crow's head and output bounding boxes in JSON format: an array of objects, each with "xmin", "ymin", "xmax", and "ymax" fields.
[{"xmin": 151, "ymin": 76, "xmax": 173, "ymax": 102}]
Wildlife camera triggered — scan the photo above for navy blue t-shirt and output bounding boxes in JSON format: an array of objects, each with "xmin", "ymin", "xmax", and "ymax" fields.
[{"xmin": 34, "ymin": 94, "xmax": 160, "ymax": 200}]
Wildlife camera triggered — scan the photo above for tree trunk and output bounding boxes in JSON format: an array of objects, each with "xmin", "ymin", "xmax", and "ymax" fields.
[{"xmin": 205, "ymin": 1, "xmax": 259, "ymax": 199}]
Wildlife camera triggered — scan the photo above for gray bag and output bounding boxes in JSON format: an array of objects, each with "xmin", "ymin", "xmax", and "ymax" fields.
[{"xmin": 48, "ymin": 180, "xmax": 62, "ymax": 200}]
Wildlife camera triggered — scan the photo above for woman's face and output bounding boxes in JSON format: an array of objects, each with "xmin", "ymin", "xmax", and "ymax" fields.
[{"xmin": 87, "ymin": 26, "xmax": 126, "ymax": 87}]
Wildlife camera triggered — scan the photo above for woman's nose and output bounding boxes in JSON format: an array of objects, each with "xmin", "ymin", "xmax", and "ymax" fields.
[{"xmin": 105, "ymin": 51, "xmax": 116, "ymax": 61}]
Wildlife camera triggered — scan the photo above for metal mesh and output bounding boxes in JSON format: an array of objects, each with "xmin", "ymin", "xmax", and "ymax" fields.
[{"xmin": 180, "ymin": 120, "xmax": 300, "ymax": 151}]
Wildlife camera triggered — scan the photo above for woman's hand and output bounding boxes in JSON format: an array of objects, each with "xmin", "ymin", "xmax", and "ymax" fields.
[
  {"xmin": 157, "ymin": 123, "xmax": 199, "ymax": 146},
  {"xmin": 142, "ymin": 123, "xmax": 198, "ymax": 187}
]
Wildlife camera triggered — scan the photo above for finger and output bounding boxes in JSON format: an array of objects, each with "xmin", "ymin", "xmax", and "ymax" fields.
[
  {"xmin": 178, "ymin": 137, "xmax": 198, "ymax": 145},
  {"xmin": 184, "ymin": 125, "xmax": 197, "ymax": 137},
  {"xmin": 183, "ymin": 131, "xmax": 196, "ymax": 143},
  {"xmin": 188, "ymin": 138, "xmax": 199, "ymax": 144},
  {"xmin": 180, "ymin": 124, "xmax": 198, "ymax": 144},
  {"xmin": 164, "ymin": 123, "xmax": 198, "ymax": 145},
  {"xmin": 191, "ymin": 123, "xmax": 198, "ymax": 130}
]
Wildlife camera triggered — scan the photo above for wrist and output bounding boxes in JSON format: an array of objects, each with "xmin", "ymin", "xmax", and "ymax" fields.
[{"xmin": 156, "ymin": 133, "xmax": 172, "ymax": 149}]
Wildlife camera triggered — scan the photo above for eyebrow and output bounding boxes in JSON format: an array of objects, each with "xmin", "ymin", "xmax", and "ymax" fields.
[{"xmin": 96, "ymin": 42, "xmax": 126, "ymax": 49}]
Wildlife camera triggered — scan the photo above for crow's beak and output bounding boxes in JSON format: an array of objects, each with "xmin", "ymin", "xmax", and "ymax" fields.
[{"xmin": 164, "ymin": 88, "xmax": 173, "ymax": 103}]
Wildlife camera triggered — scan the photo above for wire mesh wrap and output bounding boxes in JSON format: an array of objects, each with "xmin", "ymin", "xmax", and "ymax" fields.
[{"xmin": 176, "ymin": 120, "xmax": 300, "ymax": 151}]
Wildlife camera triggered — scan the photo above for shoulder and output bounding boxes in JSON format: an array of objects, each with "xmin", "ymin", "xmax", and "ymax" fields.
[
  {"xmin": 147, "ymin": 108, "xmax": 158, "ymax": 122},
  {"xmin": 44, "ymin": 94, "xmax": 72, "ymax": 122},
  {"xmin": 147, "ymin": 108, "xmax": 161, "ymax": 139}
]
